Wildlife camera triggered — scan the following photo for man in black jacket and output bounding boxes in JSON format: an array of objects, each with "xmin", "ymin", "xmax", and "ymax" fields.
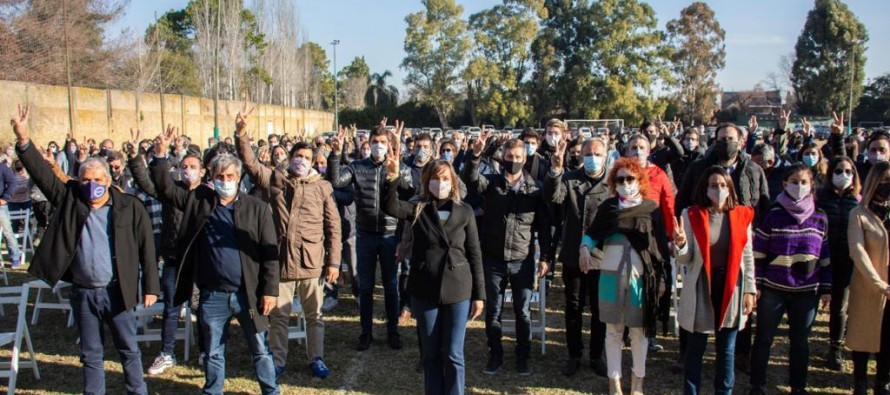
[
  {"xmin": 126, "ymin": 130, "xmax": 206, "ymax": 375},
  {"xmin": 544, "ymin": 138, "xmax": 612, "ymax": 378},
  {"xmin": 12, "ymin": 104, "xmax": 159, "ymax": 395},
  {"xmin": 461, "ymin": 133, "xmax": 551, "ymax": 376},
  {"xmin": 328, "ymin": 123, "xmax": 413, "ymax": 351},
  {"xmin": 150, "ymin": 121, "xmax": 280, "ymax": 395}
]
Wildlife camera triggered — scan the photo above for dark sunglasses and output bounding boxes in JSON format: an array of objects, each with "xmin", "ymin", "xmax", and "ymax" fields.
[
  {"xmin": 833, "ymin": 168, "xmax": 853, "ymax": 175},
  {"xmin": 614, "ymin": 176, "xmax": 637, "ymax": 184}
]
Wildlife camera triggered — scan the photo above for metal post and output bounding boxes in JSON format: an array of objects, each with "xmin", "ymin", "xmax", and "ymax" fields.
[
  {"xmin": 213, "ymin": 0, "xmax": 221, "ymax": 140},
  {"xmin": 63, "ymin": 0, "xmax": 75, "ymax": 137},
  {"xmin": 848, "ymin": 51, "xmax": 855, "ymax": 133},
  {"xmin": 331, "ymin": 39, "xmax": 340, "ymax": 130}
]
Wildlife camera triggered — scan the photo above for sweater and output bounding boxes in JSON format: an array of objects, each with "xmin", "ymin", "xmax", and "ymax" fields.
[{"xmin": 753, "ymin": 204, "xmax": 831, "ymax": 294}]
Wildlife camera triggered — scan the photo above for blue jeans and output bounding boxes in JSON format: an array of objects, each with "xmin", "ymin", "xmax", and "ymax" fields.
[
  {"xmin": 750, "ymin": 287, "xmax": 819, "ymax": 391},
  {"xmin": 160, "ymin": 264, "xmax": 180, "ymax": 355},
  {"xmin": 414, "ymin": 297, "xmax": 470, "ymax": 395},
  {"xmin": 199, "ymin": 290, "xmax": 279, "ymax": 395},
  {"xmin": 0, "ymin": 205, "xmax": 22, "ymax": 264},
  {"xmin": 356, "ymin": 230, "xmax": 399, "ymax": 336},
  {"xmin": 484, "ymin": 258, "xmax": 533, "ymax": 358},
  {"xmin": 70, "ymin": 284, "xmax": 146, "ymax": 395},
  {"xmin": 684, "ymin": 328, "xmax": 738, "ymax": 395}
]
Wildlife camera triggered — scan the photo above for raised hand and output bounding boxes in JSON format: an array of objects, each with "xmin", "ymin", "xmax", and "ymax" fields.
[
  {"xmin": 331, "ymin": 125, "xmax": 347, "ymax": 153},
  {"xmin": 471, "ymin": 129, "xmax": 492, "ymax": 157},
  {"xmin": 673, "ymin": 216, "xmax": 687, "ymax": 247},
  {"xmin": 748, "ymin": 115, "xmax": 759, "ymax": 132},
  {"xmin": 551, "ymin": 138, "xmax": 567, "ymax": 169},
  {"xmin": 10, "ymin": 103, "xmax": 31, "ymax": 144},
  {"xmin": 801, "ymin": 117, "xmax": 813, "ymax": 137},
  {"xmin": 155, "ymin": 124, "xmax": 177, "ymax": 157},
  {"xmin": 235, "ymin": 101, "xmax": 256, "ymax": 135},
  {"xmin": 671, "ymin": 117, "xmax": 681, "ymax": 134},
  {"xmin": 384, "ymin": 142, "xmax": 400, "ymax": 179},
  {"xmin": 392, "ymin": 119, "xmax": 405, "ymax": 141},
  {"xmin": 41, "ymin": 147, "xmax": 55, "ymax": 163},
  {"xmin": 831, "ymin": 111, "xmax": 845, "ymax": 135},
  {"xmin": 379, "ymin": 117, "xmax": 388, "ymax": 128},
  {"xmin": 778, "ymin": 109, "xmax": 791, "ymax": 130}
]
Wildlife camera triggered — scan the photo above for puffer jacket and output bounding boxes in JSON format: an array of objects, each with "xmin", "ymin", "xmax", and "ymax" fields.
[
  {"xmin": 676, "ymin": 151, "xmax": 770, "ymax": 224},
  {"xmin": 237, "ymin": 136, "xmax": 342, "ymax": 281},
  {"xmin": 543, "ymin": 168, "xmax": 611, "ymax": 268},
  {"xmin": 328, "ymin": 152, "xmax": 412, "ymax": 234},
  {"xmin": 461, "ymin": 153, "xmax": 552, "ymax": 263},
  {"xmin": 129, "ymin": 155, "xmax": 184, "ymax": 263},
  {"xmin": 817, "ymin": 187, "xmax": 860, "ymax": 289}
]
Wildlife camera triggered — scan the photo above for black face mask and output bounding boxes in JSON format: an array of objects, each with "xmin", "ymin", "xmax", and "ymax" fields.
[
  {"xmin": 875, "ymin": 184, "xmax": 890, "ymax": 202},
  {"xmin": 714, "ymin": 140, "xmax": 739, "ymax": 161},
  {"xmin": 99, "ymin": 148, "xmax": 109, "ymax": 158},
  {"xmin": 569, "ymin": 155, "xmax": 583, "ymax": 169},
  {"xmin": 502, "ymin": 159, "xmax": 523, "ymax": 175}
]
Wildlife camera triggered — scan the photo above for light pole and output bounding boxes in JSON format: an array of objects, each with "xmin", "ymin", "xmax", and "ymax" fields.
[{"xmin": 331, "ymin": 39, "xmax": 340, "ymax": 130}]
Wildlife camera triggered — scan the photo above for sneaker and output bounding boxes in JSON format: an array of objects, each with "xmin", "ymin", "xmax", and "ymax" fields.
[
  {"xmin": 562, "ymin": 358, "xmax": 581, "ymax": 377},
  {"xmin": 310, "ymin": 357, "xmax": 330, "ymax": 379},
  {"xmin": 321, "ymin": 296, "xmax": 339, "ymax": 313},
  {"xmin": 147, "ymin": 353, "xmax": 176, "ymax": 375},
  {"xmin": 482, "ymin": 355, "xmax": 503, "ymax": 375},
  {"xmin": 590, "ymin": 356, "xmax": 608, "ymax": 378},
  {"xmin": 10, "ymin": 257, "xmax": 22, "ymax": 269},
  {"xmin": 356, "ymin": 333, "xmax": 373, "ymax": 351},
  {"xmin": 517, "ymin": 358, "xmax": 531, "ymax": 376},
  {"xmin": 388, "ymin": 332, "xmax": 403, "ymax": 350},
  {"xmin": 274, "ymin": 364, "xmax": 286, "ymax": 379},
  {"xmin": 648, "ymin": 337, "xmax": 663, "ymax": 353}
]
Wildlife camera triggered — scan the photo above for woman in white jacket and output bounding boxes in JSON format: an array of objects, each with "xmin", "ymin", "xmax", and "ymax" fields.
[{"xmin": 674, "ymin": 166, "xmax": 756, "ymax": 395}]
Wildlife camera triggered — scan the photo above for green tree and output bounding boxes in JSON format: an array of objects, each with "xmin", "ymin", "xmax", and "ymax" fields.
[
  {"xmin": 666, "ymin": 2, "xmax": 725, "ymax": 124},
  {"xmin": 365, "ymin": 71, "xmax": 400, "ymax": 108},
  {"xmin": 853, "ymin": 74, "xmax": 890, "ymax": 123},
  {"xmin": 301, "ymin": 42, "xmax": 335, "ymax": 109},
  {"xmin": 338, "ymin": 56, "xmax": 371, "ymax": 109},
  {"xmin": 464, "ymin": 0, "xmax": 545, "ymax": 126},
  {"xmin": 401, "ymin": 0, "xmax": 471, "ymax": 127},
  {"xmin": 791, "ymin": 0, "xmax": 868, "ymax": 116}
]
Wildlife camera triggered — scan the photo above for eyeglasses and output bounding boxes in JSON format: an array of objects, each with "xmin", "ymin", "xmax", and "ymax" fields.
[
  {"xmin": 833, "ymin": 168, "xmax": 853, "ymax": 175},
  {"xmin": 614, "ymin": 176, "xmax": 637, "ymax": 184}
]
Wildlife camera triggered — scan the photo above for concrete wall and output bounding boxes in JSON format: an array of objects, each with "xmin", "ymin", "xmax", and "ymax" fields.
[{"xmin": 0, "ymin": 80, "xmax": 334, "ymax": 148}]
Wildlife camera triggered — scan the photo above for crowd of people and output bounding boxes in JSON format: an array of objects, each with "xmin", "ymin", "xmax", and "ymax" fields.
[{"xmin": 3, "ymin": 102, "xmax": 890, "ymax": 395}]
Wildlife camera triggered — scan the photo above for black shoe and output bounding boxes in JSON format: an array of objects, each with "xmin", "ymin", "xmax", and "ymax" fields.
[
  {"xmin": 590, "ymin": 357, "xmax": 607, "ymax": 378},
  {"xmin": 748, "ymin": 387, "xmax": 766, "ymax": 395},
  {"xmin": 853, "ymin": 379, "xmax": 868, "ymax": 395},
  {"xmin": 790, "ymin": 388, "xmax": 811, "ymax": 395},
  {"xmin": 825, "ymin": 348, "xmax": 846, "ymax": 372},
  {"xmin": 388, "ymin": 333, "xmax": 403, "ymax": 350},
  {"xmin": 483, "ymin": 355, "xmax": 503, "ymax": 375},
  {"xmin": 356, "ymin": 333, "xmax": 372, "ymax": 351},
  {"xmin": 563, "ymin": 358, "xmax": 581, "ymax": 377},
  {"xmin": 517, "ymin": 358, "xmax": 531, "ymax": 376}
]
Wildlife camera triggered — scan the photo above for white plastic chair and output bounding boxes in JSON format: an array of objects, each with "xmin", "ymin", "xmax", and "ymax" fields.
[
  {"xmin": 133, "ymin": 303, "xmax": 195, "ymax": 362},
  {"xmin": 28, "ymin": 280, "xmax": 74, "ymax": 327},
  {"xmin": 7, "ymin": 209, "xmax": 34, "ymax": 262},
  {"xmin": 0, "ymin": 285, "xmax": 40, "ymax": 395},
  {"xmin": 286, "ymin": 296, "xmax": 310, "ymax": 355},
  {"xmin": 502, "ymin": 275, "xmax": 548, "ymax": 356}
]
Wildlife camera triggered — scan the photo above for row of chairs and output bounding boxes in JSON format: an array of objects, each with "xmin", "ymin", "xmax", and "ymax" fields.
[
  {"xmin": 0, "ymin": 208, "xmax": 36, "ymax": 285},
  {"xmin": 0, "ymin": 285, "xmax": 40, "ymax": 395}
]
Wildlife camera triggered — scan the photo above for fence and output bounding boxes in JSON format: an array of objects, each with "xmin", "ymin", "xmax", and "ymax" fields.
[{"xmin": 0, "ymin": 80, "xmax": 334, "ymax": 147}]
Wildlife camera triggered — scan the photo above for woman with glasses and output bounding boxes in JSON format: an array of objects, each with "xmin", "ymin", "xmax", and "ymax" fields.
[
  {"xmin": 749, "ymin": 163, "xmax": 831, "ymax": 395},
  {"xmin": 816, "ymin": 157, "xmax": 861, "ymax": 372},
  {"xmin": 847, "ymin": 161, "xmax": 890, "ymax": 395},
  {"xmin": 580, "ymin": 157, "xmax": 668, "ymax": 395}
]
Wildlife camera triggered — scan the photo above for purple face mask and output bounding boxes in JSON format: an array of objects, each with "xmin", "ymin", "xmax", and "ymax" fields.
[
  {"xmin": 289, "ymin": 157, "xmax": 310, "ymax": 176},
  {"xmin": 80, "ymin": 181, "xmax": 107, "ymax": 201}
]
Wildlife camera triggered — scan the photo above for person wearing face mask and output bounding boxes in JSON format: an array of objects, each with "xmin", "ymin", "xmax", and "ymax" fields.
[
  {"xmin": 271, "ymin": 145, "xmax": 289, "ymax": 172},
  {"xmin": 520, "ymin": 128, "xmax": 550, "ymax": 182},
  {"xmin": 674, "ymin": 166, "xmax": 756, "ymax": 395},
  {"xmin": 105, "ymin": 151, "xmax": 135, "ymax": 194},
  {"xmin": 317, "ymin": 146, "xmax": 358, "ymax": 315},
  {"xmin": 749, "ymin": 164, "xmax": 831, "ymax": 395},
  {"xmin": 857, "ymin": 132, "xmax": 890, "ymax": 182},
  {"xmin": 235, "ymin": 124, "xmax": 342, "ymax": 379},
  {"xmin": 566, "ymin": 139, "xmax": 585, "ymax": 171},
  {"xmin": 12, "ymin": 104, "xmax": 159, "ymax": 395},
  {"xmin": 382, "ymin": 158, "xmax": 485, "ymax": 395},
  {"xmin": 328, "ymin": 122, "xmax": 413, "ymax": 352},
  {"xmin": 641, "ymin": 121, "xmax": 685, "ymax": 183},
  {"xmin": 580, "ymin": 157, "xmax": 669, "ymax": 395},
  {"xmin": 797, "ymin": 143, "xmax": 828, "ymax": 189},
  {"xmin": 461, "ymin": 136, "xmax": 552, "ymax": 376},
  {"xmin": 543, "ymin": 138, "xmax": 612, "ymax": 377},
  {"xmin": 672, "ymin": 128, "xmax": 705, "ymax": 187},
  {"xmin": 0, "ymin": 159, "xmax": 27, "ymax": 268},
  {"xmin": 847, "ymin": 161, "xmax": 890, "ymax": 395},
  {"xmin": 151, "ymin": 118, "xmax": 280, "ymax": 394},
  {"xmin": 816, "ymin": 157, "xmax": 862, "ymax": 374},
  {"xmin": 541, "ymin": 119, "xmax": 569, "ymax": 163},
  {"xmin": 124, "ymin": 127, "xmax": 208, "ymax": 376}
]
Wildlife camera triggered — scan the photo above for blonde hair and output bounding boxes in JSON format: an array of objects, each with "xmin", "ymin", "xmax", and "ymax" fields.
[{"xmin": 545, "ymin": 118, "xmax": 566, "ymax": 132}]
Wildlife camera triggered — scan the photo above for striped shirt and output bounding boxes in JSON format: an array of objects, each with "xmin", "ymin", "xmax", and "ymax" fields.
[{"xmin": 753, "ymin": 205, "xmax": 831, "ymax": 293}]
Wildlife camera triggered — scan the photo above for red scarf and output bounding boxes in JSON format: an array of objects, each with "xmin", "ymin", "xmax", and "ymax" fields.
[{"xmin": 687, "ymin": 205, "xmax": 754, "ymax": 324}]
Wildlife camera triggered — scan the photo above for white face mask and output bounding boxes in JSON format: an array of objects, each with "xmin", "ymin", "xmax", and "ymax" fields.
[
  {"xmin": 181, "ymin": 168, "xmax": 200, "ymax": 184},
  {"xmin": 832, "ymin": 171, "xmax": 853, "ymax": 190},
  {"xmin": 415, "ymin": 148, "xmax": 431, "ymax": 163},
  {"xmin": 616, "ymin": 181, "xmax": 639, "ymax": 198},
  {"xmin": 371, "ymin": 143, "xmax": 388, "ymax": 160},
  {"xmin": 785, "ymin": 183, "xmax": 811, "ymax": 201},
  {"xmin": 869, "ymin": 151, "xmax": 889, "ymax": 164},
  {"xmin": 361, "ymin": 149, "xmax": 371, "ymax": 159},
  {"xmin": 428, "ymin": 180, "xmax": 452, "ymax": 200},
  {"xmin": 214, "ymin": 180, "xmax": 238, "ymax": 198},
  {"xmin": 546, "ymin": 134, "xmax": 560, "ymax": 147},
  {"xmin": 707, "ymin": 187, "xmax": 730, "ymax": 206}
]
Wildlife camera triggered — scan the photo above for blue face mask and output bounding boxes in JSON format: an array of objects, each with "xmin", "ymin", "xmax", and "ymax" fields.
[
  {"xmin": 802, "ymin": 154, "xmax": 818, "ymax": 167},
  {"xmin": 442, "ymin": 152, "xmax": 454, "ymax": 162},
  {"xmin": 525, "ymin": 143, "xmax": 537, "ymax": 157},
  {"xmin": 583, "ymin": 155, "xmax": 605, "ymax": 175}
]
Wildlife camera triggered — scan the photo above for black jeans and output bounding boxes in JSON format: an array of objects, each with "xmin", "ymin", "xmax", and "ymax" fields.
[
  {"xmin": 563, "ymin": 264, "xmax": 605, "ymax": 360},
  {"xmin": 852, "ymin": 300, "xmax": 890, "ymax": 385},
  {"xmin": 484, "ymin": 258, "xmax": 534, "ymax": 359},
  {"xmin": 829, "ymin": 284, "xmax": 850, "ymax": 348}
]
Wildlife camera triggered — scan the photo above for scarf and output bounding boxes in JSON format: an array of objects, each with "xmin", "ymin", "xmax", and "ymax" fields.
[
  {"xmin": 777, "ymin": 191, "xmax": 815, "ymax": 224},
  {"xmin": 618, "ymin": 193, "xmax": 643, "ymax": 209}
]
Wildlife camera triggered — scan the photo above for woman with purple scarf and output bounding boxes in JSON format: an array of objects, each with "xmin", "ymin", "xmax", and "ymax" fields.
[{"xmin": 748, "ymin": 163, "xmax": 831, "ymax": 395}]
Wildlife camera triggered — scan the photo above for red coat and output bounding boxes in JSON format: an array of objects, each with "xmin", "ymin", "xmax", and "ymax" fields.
[{"xmin": 645, "ymin": 165, "xmax": 676, "ymax": 240}]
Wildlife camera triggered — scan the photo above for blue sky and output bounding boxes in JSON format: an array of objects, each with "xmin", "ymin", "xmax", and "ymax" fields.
[{"xmin": 111, "ymin": 0, "xmax": 890, "ymax": 94}]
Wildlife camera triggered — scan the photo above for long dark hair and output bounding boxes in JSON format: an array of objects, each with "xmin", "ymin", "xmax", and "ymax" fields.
[{"xmin": 692, "ymin": 166, "xmax": 739, "ymax": 212}]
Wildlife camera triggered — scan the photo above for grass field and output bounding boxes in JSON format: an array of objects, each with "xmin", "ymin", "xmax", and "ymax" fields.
[{"xmin": 0, "ymin": 264, "xmax": 867, "ymax": 394}]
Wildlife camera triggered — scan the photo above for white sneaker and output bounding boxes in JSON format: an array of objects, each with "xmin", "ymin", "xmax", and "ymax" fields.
[{"xmin": 147, "ymin": 353, "xmax": 176, "ymax": 375}]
